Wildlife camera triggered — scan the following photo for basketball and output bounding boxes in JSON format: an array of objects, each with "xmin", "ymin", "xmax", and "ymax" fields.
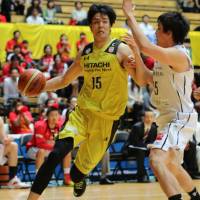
[{"xmin": 18, "ymin": 69, "xmax": 46, "ymax": 96}]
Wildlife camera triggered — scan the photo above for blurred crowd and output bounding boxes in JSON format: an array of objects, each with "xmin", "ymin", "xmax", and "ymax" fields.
[{"xmin": 0, "ymin": 0, "xmax": 88, "ymax": 25}]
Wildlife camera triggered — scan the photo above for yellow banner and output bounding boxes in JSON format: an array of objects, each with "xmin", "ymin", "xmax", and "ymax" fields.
[
  {"xmin": 189, "ymin": 31, "xmax": 200, "ymax": 66},
  {"xmin": 0, "ymin": 23, "xmax": 127, "ymax": 61}
]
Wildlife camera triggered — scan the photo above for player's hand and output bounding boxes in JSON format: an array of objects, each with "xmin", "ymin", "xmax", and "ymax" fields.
[
  {"xmin": 193, "ymin": 87, "xmax": 200, "ymax": 101},
  {"xmin": 123, "ymin": 34, "xmax": 140, "ymax": 54},
  {"xmin": 122, "ymin": 0, "xmax": 135, "ymax": 18},
  {"xmin": 4, "ymin": 136, "xmax": 12, "ymax": 145},
  {"xmin": 123, "ymin": 55, "xmax": 136, "ymax": 70}
]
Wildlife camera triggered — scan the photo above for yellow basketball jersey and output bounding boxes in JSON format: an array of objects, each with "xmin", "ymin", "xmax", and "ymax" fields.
[{"xmin": 78, "ymin": 39, "xmax": 128, "ymax": 120}]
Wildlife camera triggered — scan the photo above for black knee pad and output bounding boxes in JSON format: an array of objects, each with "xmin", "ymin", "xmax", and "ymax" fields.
[{"xmin": 70, "ymin": 164, "xmax": 86, "ymax": 183}]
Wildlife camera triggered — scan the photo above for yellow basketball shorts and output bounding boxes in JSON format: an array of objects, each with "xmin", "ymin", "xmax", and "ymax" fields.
[{"xmin": 58, "ymin": 107, "xmax": 119, "ymax": 175}]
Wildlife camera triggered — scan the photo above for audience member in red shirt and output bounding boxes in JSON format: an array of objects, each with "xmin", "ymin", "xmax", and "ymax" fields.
[
  {"xmin": 9, "ymin": 99, "xmax": 33, "ymax": 134},
  {"xmin": 56, "ymin": 34, "xmax": 72, "ymax": 64},
  {"xmin": 3, "ymin": 55, "xmax": 24, "ymax": 77},
  {"xmin": 39, "ymin": 44, "xmax": 54, "ymax": 79},
  {"xmin": 76, "ymin": 32, "xmax": 89, "ymax": 52},
  {"xmin": 5, "ymin": 30, "xmax": 22, "ymax": 55},
  {"xmin": 0, "ymin": 14, "xmax": 7, "ymax": 22},
  {"xmin": 21, "ymin": 40, "xmax": 33, "ymax": 68},
  {"xmin": 26, "ymin": 106, "xmax": 73, "ymax": 185},
  {"xmin": 50, "ymin": 54, "xmax": 68, "ymax": 78}
]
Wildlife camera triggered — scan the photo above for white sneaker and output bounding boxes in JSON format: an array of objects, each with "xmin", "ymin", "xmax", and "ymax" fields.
[{"xmin": 7, "ymin": 176, "xmax": 30, "ymax": 189}]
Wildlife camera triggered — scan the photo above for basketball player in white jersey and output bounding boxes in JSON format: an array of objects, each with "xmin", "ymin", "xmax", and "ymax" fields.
[{"xmin": 122, "ymin": 0, "xmax": 200, "ymax": 200}]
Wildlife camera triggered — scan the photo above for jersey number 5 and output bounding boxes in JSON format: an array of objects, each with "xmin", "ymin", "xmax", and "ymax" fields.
[
  {"xmin": 154, "ymin": 81, "xmax": 159, "ymax": 95},
  {"xmin": 92, "ymin": 77, "xmax": 102, "ymax": 89}
]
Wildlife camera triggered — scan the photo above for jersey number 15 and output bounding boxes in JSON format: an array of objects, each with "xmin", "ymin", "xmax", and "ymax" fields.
[{"xmin": 92, "ymin": 77, "xmax": 102, "ymax": 89}]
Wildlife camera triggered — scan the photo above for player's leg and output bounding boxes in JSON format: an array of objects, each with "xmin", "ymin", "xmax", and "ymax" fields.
[
  {"xmin": 71, "ymin": 119, "xmax": 119, "ymax": 197},
  {"xmin": 27, "ymin": 137, "xmax": 73, "ymax": 200},
  {"xmin": 167, "ymin": 148, "xmax": 200, "ymax": 200},
  {"xmin": 149, "ymin": 149, "xmax": 183, "ymax": 199},
  {"xmin": 27, "ymin": 107, "xmax": 87, "ymax": 200}
]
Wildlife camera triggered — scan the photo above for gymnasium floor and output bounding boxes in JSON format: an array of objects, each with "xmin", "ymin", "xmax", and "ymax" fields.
[{"xmin": 0, "ymin": 180, "xmax": 200, "ymax": 200}]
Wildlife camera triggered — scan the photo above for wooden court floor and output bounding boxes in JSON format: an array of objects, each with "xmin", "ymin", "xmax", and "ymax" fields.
[{"xmin": 0, "ymin": 180, "xmax": 200, "ymax": 200}]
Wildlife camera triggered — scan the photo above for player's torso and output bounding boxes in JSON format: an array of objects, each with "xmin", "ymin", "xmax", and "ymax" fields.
[
  {"xmin": 151, "ymin": 45, "xmax": 194, "ymax": 114},
  {"xmin": 77, "ymin": 39, "xmax": 128, "ymax": 119}
]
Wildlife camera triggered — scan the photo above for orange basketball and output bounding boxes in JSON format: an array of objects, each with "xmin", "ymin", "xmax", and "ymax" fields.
[{"xmin": 18, "ymin": 69, "xmax": 46, "ymax": 96}]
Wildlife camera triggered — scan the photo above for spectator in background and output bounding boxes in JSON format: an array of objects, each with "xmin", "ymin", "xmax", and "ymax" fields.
[
  {"xmin": 26, "ymin": 106, "xmax": 73, "ymax": 185},
  {"xmin": 39, "ymin": 44, "xmax": 54, "ymax": 78},
  {"xmin": 21, "ymin": 40, "xmax": 34, "ymax": 68},
  {"xmin": 38, "ymin": 91, "xmax": 58, "ymax": 108},
  {"xmin": 0, "ymin": 117, "xmax": 29, "ymax": 188},
  {"xmin": 183, "ymin": 139, "xmax": 200, "ymax": 179},
  {"xmin": 69, "ymin": 1, "xmax": 87, "ymax": 25},
  {"xmin": 7, "ymin": 45, "xmax": 24, "ymax": 62},
  {"xmin": 179, "ymin": 0, "xmax": 196, "ymax": 12},
  {"xmin": 26, "ymin": 8, "xmax": 45, "ymax": 24},
  {"xmin": 9, "ymin": 98, "xmax": 33, "ymax": 134},
  {"xmin": 76, "ymin": 32, "xmax": 89, "ymax": 52},
  {"xmin": 2, "ymin": 55, "xmax": 23, "ymax": 77},
  {"xmin": 1, "ymin": 0, "xmax": 12, "ymax": 22},
  {"xmin": 123, "ymin": 19, "xmax": 132, "ymax": 35},
  {"xmin": 0, "ymin": 63, "xmax": 4, "ymax": 94},
  {"xmin": 127, "ymin": 79, "xmax": 145, "ymax": 124},
  {"xmin": 13, "ymin": 0, "xmax": 25, "ymax": 15},
  {"xmin": 194, "ymin": 0, "xmax": 200, "ymax": 11},
  {"xmin": 50, "ymin": 54, "xmax": 68, "ymax": 78},
  {"xmin": 62, "ymin": 96, "xmax": 77, "ymax": 120},
  {"xmin": 26, "ymin": 0, "xmax": 43, "ymax": 18},
  {"xmin": 5, "ymin": 30, "xmax": 21, "ymax": 57},
  {"xmin": 125, "ymin": 110, "xmax": 157, "ymax": 182},
  {"xmin": 0, "ymin": 13, "xmax": 7, "ymax": 22},
  {"xmin": 139, "ymin": 15, "xmax": 156, "ymax": 44},
  {"xmin": 56, "ymin": 34, "xmax": 72, "ymax": 65},
  {"xmin": 43, "ymin": 0, "xmax": 57, "ymax": 24},
  {"xmin": 3, "ymin": 67, "xmax": 20, "ymax": 104}
]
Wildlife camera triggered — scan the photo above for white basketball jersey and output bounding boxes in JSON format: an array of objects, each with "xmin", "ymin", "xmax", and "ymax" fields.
[{"xmin": 151, "ymin": 45, "xmax": 194, "ymax": 116}]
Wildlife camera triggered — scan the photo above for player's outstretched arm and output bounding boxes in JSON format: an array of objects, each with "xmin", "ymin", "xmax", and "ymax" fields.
[
  {"xmin": 119, "ymin": 38, "xmax": 153, "ymax": 86},
  {"xmin": 122, "ymin": 0, "xmax": 189, "ymax": 72},
  {"xmin": 44, "ymin": 52, "xmax": 83, "ymax": 92}
]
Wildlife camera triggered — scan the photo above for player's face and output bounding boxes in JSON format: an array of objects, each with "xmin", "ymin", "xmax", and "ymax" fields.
[
  {"xmin": 90, "ymin": 13, "xmax": 111, "ymax": 42},
  {"xmin": 156, "ymin": 22, "xmax": 171, "ymax": 47}
]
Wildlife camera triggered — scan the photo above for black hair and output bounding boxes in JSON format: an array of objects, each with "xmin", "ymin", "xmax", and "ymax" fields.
[
  {"xmin": 22, "ymin": 40, "xmax": 28, "ymax": 44},
  {"xmin": 13, "ymin": 30, "xmax": 20, "ymax": 36},
  {"xmin": 13, "ymin": 44, "xmax": 21, "ymax": 49},
  {"xmin": 157, "ymin": 12, "xmax": 190, "ymax": 44},
  {"xmin": 43, "ymin": 44, "xmax": 52, "ymax": 52},
  {"xmin": 75, "ymin": 1, "xmax": 82, "ymax": 7},
  {"xmin": 46, "ymin": 106, "xmax": 59, "ymax": 116},
  {"xmin": 31, "ymin": 0, "xmax": 40, "ymax": 6},
  {"xmin": 142, "ymin": 15, "xmax": 150, "ymax": 20},
  {"xmin": 80, "ymin": 32, "xmax": 86, "ymax": 36},
  {"xmin": 10, "ymin": 54, "xmax": 20, "ymax": 62},
  {"xmin": 47, "ymin": 0, "xmax": 55, "ymax": 9},
  {"xmin": 60, "ymin": 33, "xmax": 67, "ymax": 39},
  {"xmin": 87, "ymin": 4, "xmax": 116, "ymax": 26}
]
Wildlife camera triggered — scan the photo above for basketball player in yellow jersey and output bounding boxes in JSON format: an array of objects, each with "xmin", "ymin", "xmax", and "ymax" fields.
[{"xmin": 27, "ymin": 4, "xmax": 136, "ymax": 200}]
